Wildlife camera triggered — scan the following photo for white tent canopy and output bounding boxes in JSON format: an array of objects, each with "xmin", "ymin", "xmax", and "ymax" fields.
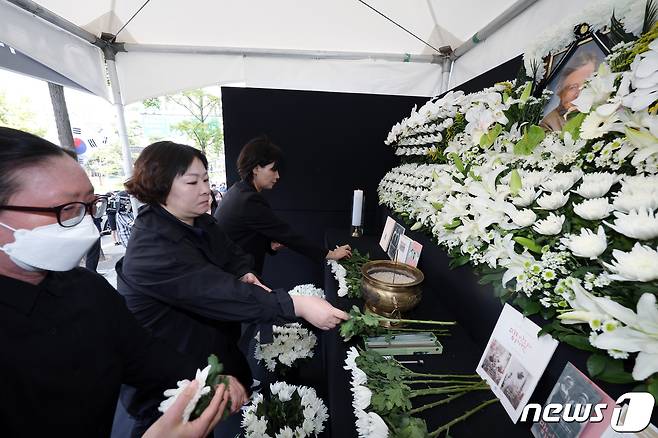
[{"xmin": 0, "ymin": 0, "xmax": 599, "ymax": 104}]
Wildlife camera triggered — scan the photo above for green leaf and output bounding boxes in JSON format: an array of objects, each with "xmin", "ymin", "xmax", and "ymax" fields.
[
  {"xmin": 563, "ymin": 112, "xmax": 586, "ymax": 140},
  {"xmin": 561, "ymin": 335, "xmax": 598, "ymax": 352},
  {"xmin": 509, "ymin": 169, "xmax": 522, "ymax": 196},
  {"xmin": 410, "ymin": 222, "xmax": 423, "ymax": 231},
  {"xmin": 431, "ymin": 202, "xmax": 444, "ymax": 210},
  {"xmin": 513, "ymin": 125, "xmax": 545, "ymax": 155},
  {"xmin": 519, "ymin": 81, "xmax": 533, "ymax": 106},
  {"xmin": 448, "ymin": 152, "xmax": 465, "ymax": 174},
  {"xmin": 514, "ymin": 296, "xmax": 541, "ymax": 316},
  {"xmin": 432, "ymin": 170, "xmax": 440, "ymax": 182},
  {"xmin": 444, "ymin": 219, "xmax": 462, "ymax": 230},
  {"xmin": 479, "ymin": 123, "xmax": 503, "ymax": 148},
  {"xmin": 587, "ymin": 354, "xmax": 635, "ymax": 384},
  {"xmin": 587, "ymin": 354, "xmax": 607, "ymax": 377},
  {"xmin": 514, "ymin": 236, "xmax": 543, "ymax": 254}
]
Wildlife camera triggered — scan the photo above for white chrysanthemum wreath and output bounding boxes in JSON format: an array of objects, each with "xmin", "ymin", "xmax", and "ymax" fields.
[
  {"xmin": 241, "ymin": 382, "xmax": 329, "ymax": 438},
  {"xmin": 255, "ymin": 323, "xmax": 318, "ymax": 373}
]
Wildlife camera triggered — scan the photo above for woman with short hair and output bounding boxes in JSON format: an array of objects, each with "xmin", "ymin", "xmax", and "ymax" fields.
[
  {"xmin": 116, "ymin": 141, "xmax": 348, "ymax": 436},
  {"xmin": 214, "ymin": 136, "xmax": 351, "ymax": 275}
]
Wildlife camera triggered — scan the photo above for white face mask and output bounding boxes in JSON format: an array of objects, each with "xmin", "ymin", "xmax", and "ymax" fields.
[{"xmin": 0, "ymin": 215, "xmax": 99, "ymax": 272}]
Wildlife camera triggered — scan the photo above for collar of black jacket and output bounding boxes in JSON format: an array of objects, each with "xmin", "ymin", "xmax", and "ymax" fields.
[
  {"xmin": 136, "ymin": 204, "xmax": 216, "ymax": 243},
  {"xmin": 235, "ymin": 179, "xmax": 256, "ymax": 193}
]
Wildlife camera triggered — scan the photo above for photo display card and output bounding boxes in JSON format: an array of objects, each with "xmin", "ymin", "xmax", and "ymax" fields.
[
  {"xmin": 477, "ymin": 304, "xmax": 559, "ymax": 423},
  {"xmin": 532, "ymin": 362, "xmax": 613, "ymax": 438},
  {"xmin": 379, "ymin": 216, "xmax": 423, "ymax": 266}
]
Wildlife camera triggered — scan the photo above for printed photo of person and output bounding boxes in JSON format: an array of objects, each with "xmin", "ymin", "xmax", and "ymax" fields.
[
  {"xmin": 481, "ymin": 338, "xmax": 513, "ymax": 385},
  {"xmin": 501, "ymin": 358, "xmax": 533, "ymax": 409},
  {"xmin": 540, "ymin": 40, "xmax": 605, "ymax": 132}
]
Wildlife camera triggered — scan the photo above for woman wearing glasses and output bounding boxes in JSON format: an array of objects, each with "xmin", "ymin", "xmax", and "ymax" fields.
[
  {"xmin": 0, "ymin": 127, "xmax": 230, "ymax": 437},
  {"xmin": 116, "ymin": 141, "xmax": 349, "ymax": 436}
]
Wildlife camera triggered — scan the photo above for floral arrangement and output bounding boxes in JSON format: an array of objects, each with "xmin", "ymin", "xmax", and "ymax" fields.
[
  {"xmin": 344, "ymin": 347, "xmax": 496, "ymax": 437},
  {"xmin": 377, "ymin": 8, "xmax": 658, "ymax": 396},
  {"xmin": 255, "ymin": 323, "xmax": 318, "ymax": 374},
  {"xmin": 328, "ymin": 249, "xmax": 370, "ymax": 298},
  {"xmin": 288, "ymin": 283, "xmax": 325, "ymax": 299},
  {"xmin": 158, "ymin": 354, "xmax": 229, "ymax": 421},
  {"xmin": 241, "ymin": 382, "xmax": 328, "ymax": 438}
]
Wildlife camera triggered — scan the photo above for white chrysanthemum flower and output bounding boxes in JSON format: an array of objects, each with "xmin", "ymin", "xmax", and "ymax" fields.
[
  {"xmin": 532, "ymin": 213, "xmax": 565, "ymax": 236},
  {"xmin": 541, "ymin": 171, "xmax": 582, "ymax": 193},
  {"xmin": 505, "ymin": 206, "xmax": 537, "ymax": 227},
  {"xmin": 561, "ymin": 226, "xmax": 607, "ymax": 260},
  {"xmin": 352, "ymin": 385, "xmax": 372, "ymax": 410},
  {"xmin": 573, "ymin": 198, "xmax": 613, "ymax": 220},
  {"xmin": 512, "ymin": 187, "xmax": 540, "ymax": 207},
  {"xmin": 255, "ymin": 324, "xmax": 317, "ymax": 372},
  {"xmin": 328, "ymin": 260, "xmax": 349, "ymax": 297},
  {"xmin": 536, "ymin": 191, "xmax": 569, "ymax": 210},
  {"xmin": 613, "ymin": 191, "xmax": 658, "ymax": 213},
  {"xmin": 573, "ymin": 173, "xmax": 617, "ymax": 198},
  {"xmin": 366, "ymin": 412, "xmax": 389, "ymax": 438},
  {"xmin": 602, "ymin": 242, "xmax": 658, "ymax": 282},
  {"xmin": 604, "ymin": 208, "xmax": 658, "ymax": 240},
  {"xmin": 288, "ymin": 283, "xmax": 325, "ymax": 298},
  {"xmin": 158, "ymin": 364, "xmax": 212, "ymax": 422}
]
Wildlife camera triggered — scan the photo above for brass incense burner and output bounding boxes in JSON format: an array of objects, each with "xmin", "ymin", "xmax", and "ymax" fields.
[{"xmin": 361, "ymin": 260, "xmax": 424, "ymax": 318}]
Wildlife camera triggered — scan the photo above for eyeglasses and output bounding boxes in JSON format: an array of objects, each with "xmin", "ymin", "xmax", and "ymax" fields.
[{"xmin": 0, "ymin": 197, "xmax": 108, "ymax": 228}]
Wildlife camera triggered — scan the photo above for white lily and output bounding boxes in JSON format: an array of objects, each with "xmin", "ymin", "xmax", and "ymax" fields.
[
  {"xmin": 532, "ymin": 213, "xmax": 565, "ymax": 235},
  {"xmin": 572, "ymin": 63, "xmax": 619, "ymax": 113},
  {"xmin": 560, "ymin": 226, "xmax": 607, "ymax": 260},
  {"xmin": 604, "ymin": 208, "xmax": 658, "ymax": 240},
  {"xmin": 573, "ymin": 172, "xmax": 617, "ymax": 198},
  {"xmin": 602, "ymin": 242, "xmax": 658, "ymax": 282},
  {"xmin": 590, "ymin": 293, "xmax": 658, "ymax": 381},
  {"xmin": 580, "ymin": 111, "xmax": 623, "ymax": 140},
  {"xmin": 536, "ymin": 191, "xmax": 569, "ymax": 210},
  {"xmin": 625, "ymin": 127, "xmax": 658, "ymax": 167},
  {"xmin": 572, "ymin": 198, "xmax": 613, "ymax": 220}
]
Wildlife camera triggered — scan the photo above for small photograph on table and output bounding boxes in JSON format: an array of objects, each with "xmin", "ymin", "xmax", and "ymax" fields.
[
  {"xmin": 500, "ymin": 358, "xmax": 532, "ymax": 409},
  {"xmin": 386, "ymin": 222, "xmax": 405, "ymax": 260},
  {"xmin": 481, "ymin": 338, "xmax": 512, "ymax": 385}
]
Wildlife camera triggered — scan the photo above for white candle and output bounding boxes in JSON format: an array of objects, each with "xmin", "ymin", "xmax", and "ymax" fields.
[{"xmin": 352, "ymin": 190, "xmax": 363, "ymax": 226}]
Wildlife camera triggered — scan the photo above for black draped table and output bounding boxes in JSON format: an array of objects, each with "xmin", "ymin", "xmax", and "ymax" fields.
[{"xmin": 322, "ymin": 228, "xmax": 530, "ymax": 437}]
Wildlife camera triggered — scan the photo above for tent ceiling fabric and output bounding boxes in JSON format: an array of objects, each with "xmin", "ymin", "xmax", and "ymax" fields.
[
  {"xmin": 0, "ymin": 1, "xmax": 107, "ymax": 98},
  {"xmin": 1, "ymin": 0, "xmax": 595, "ymax": 102},
  {"xmin": 35, "ymin": 0, "xmax": 515, "ymax": 53}
]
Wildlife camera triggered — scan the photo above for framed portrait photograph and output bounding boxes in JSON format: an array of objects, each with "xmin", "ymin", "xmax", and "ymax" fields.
[{"xmin": 537, "ymin": 24, "xmax": 613, "ymax": 132}]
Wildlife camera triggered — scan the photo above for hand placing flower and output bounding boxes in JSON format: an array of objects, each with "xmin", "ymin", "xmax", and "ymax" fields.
[{"xmin": 240, "ymin": 273, "xmax": 271, "ymax": 292}]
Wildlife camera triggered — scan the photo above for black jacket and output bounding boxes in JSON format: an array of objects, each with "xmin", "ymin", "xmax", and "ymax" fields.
[
  {"xmin": 116, "ymin": 204, "xmax": 297, "ymax": 418},
  {"xmin": 214, "ymin": 180, "xmax": 328, "ymax": 274}
]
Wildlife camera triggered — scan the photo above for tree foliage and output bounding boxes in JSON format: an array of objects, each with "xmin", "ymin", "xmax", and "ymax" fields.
[{"xmin": 0, "ymin": 91, "xmax": 47, "ymax": 137}]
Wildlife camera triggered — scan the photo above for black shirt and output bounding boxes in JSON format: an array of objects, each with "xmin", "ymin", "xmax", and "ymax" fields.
[
  {"xmin": 0, "ymin": 268, "xmax": 196, "ymax": 437},
  {"xmin": 116, "ymin": 204, "xmax": 298, "ymax": 418},
  {"xmin": 214, "ymin": 180, "xmax": 328, "ymax": 274}
]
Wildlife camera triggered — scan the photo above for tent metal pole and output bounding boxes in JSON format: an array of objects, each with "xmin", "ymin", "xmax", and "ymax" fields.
[
  {"xmin": 453, "ymin": 0, "xmax": 537, "ymax": 59},
  {"xmin": 122, "ymin": 43, "xmax": 441, "ymax": 64},
  {"xmin": 105, "ymin": 54, "xmax": 140, "ymax": 213}
]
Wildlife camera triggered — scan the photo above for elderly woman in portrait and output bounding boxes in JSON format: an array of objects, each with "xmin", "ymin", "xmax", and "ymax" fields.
[
  {"xmin": 116, "ymin": 141, "xmax": 348, "ymax": 436},
  {"xmin": 540, "ymin": 52, "xmax": 598, "ymax": 132}
]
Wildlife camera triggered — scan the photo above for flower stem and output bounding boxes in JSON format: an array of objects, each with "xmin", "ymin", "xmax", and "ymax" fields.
[
  {"xmin": 411, "ymin": 384, "xmax": 487, "ymax": 398},
  {"xmin": 428, "ymin": 398, "xmax": 499, "ymax": 437},
  {"xmin": 404, "ymin": 379, "xmax": 484, "ymax": 385},
  {"xmin": 408, "ymin": 391, "xmax": 470, "ymax": 415},
  {"xmin": 406, "ymin": 372, "xmax": 481, "ymax": 379}
]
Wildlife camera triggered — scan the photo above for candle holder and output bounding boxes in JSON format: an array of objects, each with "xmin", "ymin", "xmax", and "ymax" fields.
[{"xmin": 351, "ymin": 189, "xmax": 365, "ymax": 238}]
